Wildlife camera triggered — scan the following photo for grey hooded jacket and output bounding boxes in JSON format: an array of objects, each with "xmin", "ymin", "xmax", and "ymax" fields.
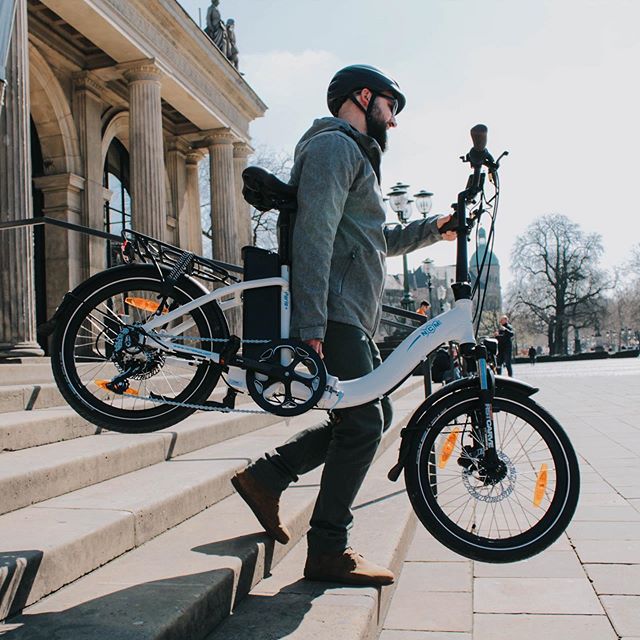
[{"xmin": 289, "ymin": 117, "xmax": 443, "ymax": 341}]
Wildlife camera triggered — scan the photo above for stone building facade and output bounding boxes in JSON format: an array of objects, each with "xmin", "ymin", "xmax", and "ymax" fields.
[{"xmin": 0, "ymin": 0, "xmax": 266, "ymax": 357}]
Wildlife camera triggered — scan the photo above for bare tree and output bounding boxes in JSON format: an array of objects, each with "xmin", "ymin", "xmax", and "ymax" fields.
[
  {"xmin": 508, "ymin": 214, "xmax": 610, "ymax": 355},
  {"xmin": 248, "ymin": 146, "xmax": 293, "ymax": 250},
  {"xmin": 198, "ymin": 146, "xmax": 293, "ymax": 255}
]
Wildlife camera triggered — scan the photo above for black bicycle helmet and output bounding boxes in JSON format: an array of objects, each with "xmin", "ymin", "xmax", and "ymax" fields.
[{"xmin": 327, "ymin": 64, "xmax": 406, "ymax": 117}]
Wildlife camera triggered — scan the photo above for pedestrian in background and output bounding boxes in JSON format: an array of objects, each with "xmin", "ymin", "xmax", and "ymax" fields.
[
  {"xmin": 495, "ymin": 314, "xmax": 514, "ymax": 377},
  {"xmin": 528, "ymin": 345, "xmax": 537, "ymax": 366},
  {"xmin": 416, "ymin": 300, "xmax": 430, "ymax": 317}
]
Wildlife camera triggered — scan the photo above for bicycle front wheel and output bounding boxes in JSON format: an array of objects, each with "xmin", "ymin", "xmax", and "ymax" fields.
[
  {"xmin": 51, "ymin": 264, "xmax": 228, "ymax": 432},
  {"xmin": 404, "ymin": 388, "xmax": 580, "ymax": 563}
]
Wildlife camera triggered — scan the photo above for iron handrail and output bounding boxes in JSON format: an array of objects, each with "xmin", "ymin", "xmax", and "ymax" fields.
[{"xmin": 0, "ymin": 216, "xmax": 243, "ymax": 274}]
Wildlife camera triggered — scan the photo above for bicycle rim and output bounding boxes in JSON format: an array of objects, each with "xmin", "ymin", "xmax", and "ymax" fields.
[
  {"xmin": 410, "ymin": 393, "xmax": 577, "ymax": 560},
  {"xmin": 59, "ymin": 274, "xmax": 222, "ymax": 425}
]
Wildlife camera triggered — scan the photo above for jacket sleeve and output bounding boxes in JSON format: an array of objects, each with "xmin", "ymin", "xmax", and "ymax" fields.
[
  {"xmin": 384, "ymin": 215, "xmax": 442, "ymax": 257},
  {"xmin": 290, "ymin": 133, "xmax": 361, "ymax": 341}
]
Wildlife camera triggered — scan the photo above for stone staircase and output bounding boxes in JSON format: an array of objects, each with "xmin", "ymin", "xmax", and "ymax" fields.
[{"xmin": 0, "ymin": 359, "xmax": 425, "ymax": 638}]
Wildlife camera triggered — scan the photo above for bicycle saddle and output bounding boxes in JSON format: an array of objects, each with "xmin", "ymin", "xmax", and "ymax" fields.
[{"xmin": 242, "ymin": 166, "xmax": 297, "ymax": 212}]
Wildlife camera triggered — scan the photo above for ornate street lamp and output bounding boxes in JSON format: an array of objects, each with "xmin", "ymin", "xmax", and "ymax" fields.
[
  {"xmin": 387, "ymin": 184, "xmax": 412, "ymax": 309},
  {"xmin": 414, "ymin": 190, "xmax": 433, "ymax": 217},
  {"xmin": 386, "ymin": 183, "xmax": 434, "ymax": 312}
]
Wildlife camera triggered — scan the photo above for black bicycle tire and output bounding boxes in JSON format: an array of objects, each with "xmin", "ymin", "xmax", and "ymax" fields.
[
  {"xmin": 51, "ymin": 264, "xmax": 228, "ymax": 433},
  {"xmin": 404, "ymin": 388, "xmax": 580, "ymax": 563}
]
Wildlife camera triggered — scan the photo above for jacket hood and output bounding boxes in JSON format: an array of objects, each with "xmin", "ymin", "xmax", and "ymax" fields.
[{"xmin": 296, "ymin": 117, "xmax": 382, "ymax": 182}]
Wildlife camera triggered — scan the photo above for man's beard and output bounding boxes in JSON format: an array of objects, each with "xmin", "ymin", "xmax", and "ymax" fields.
[{"xmin": 366, "ymin": 102, "xmax": 388, "ymax": 152}]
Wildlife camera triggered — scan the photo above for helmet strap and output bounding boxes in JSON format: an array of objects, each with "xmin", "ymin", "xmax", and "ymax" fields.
[{"xmin": 349, "ymin": 92, "xmax": 378, "ymax": 128}]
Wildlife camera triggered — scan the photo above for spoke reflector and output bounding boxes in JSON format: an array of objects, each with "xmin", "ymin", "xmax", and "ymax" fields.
[
  {"xmin": 125, "ymin": 297, "xmax": 166, "ymax": 314},
  {"xmin": 439, "ymin": 427, "xmax": 460, "ymax": 469},
  {"xmin": 533, "ymin": 463, "xmax": 548, "ymax": 507}
]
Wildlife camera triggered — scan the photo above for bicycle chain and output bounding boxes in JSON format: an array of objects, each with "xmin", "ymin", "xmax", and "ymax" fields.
[{"xmin": 117, "ymin": 333, "xmax": 295, "ymax": 415}]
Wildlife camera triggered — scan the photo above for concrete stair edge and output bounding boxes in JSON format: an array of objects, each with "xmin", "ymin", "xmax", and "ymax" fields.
[
  {"xmin": 3, "ymin": 408, "xmax": 420, "ymax": 638},
  {"xmin": 0, "ymin": 406, "xmax": 281, "ymax": 516},
  {"xmin": 207, "ymin": 444, "xmax": 418, "ymax": 640},
  {"xmin": 0, "ymin": 382, "xmax": 425, "ymax": 623}
]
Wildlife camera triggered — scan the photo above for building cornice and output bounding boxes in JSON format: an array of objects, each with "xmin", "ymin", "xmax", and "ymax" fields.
[{"xmin": 39, "ymin": 0, "xmax": 267, "ymax": 139}]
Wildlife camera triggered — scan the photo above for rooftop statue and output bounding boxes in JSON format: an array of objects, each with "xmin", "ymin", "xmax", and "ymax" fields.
[
  {"xmin": 204, "ymin": 1, "xmax": 239, "ymax": 69},
  {"xmin": 226, "ymin": 18, "xmax": 239, "ymax": 70}
]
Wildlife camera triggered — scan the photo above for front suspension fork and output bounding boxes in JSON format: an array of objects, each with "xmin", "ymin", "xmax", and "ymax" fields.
[{"xmin": 473, "ymin": 344, "xmax": 499, "ymax": 464}]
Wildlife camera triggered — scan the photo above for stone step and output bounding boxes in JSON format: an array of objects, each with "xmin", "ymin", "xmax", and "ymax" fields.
[
  {"xmin": 0, "ymin": 381, "xmax": 252, "ymax": 415},
  {"xmin": 0, "ymin": 383, "xmax": 66, "ymax": 414},
  {"xmin": 1, "ymin": 391, "xmax": 420, "ymax": 636},
  {"xmin": 206, "ymin": 444, "xmax": 417, "ymax": 640},
  {"xmin": 0, "ymin": 405, "xmax": 281, "ymax": 516},
  {"xmin": 0, "ymin": 388, "xmax": 259, "ymax": 451}
]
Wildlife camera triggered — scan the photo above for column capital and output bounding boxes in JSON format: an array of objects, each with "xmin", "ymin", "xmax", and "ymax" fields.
[
  {"xmin": 167, "ymin": 136, "xmax": 191, "ymax": 156},
  {"xmin": 205, "ymin": 128, "xmax": 236, "ymax": 148},
  {"xmin": 73, "ymin": 71, "xmax": 105, "ymax": 101},
  {"xmin": 121, "ymin": 59, "xmax": 162, "ymax": 83},
  {"xmin": 186, "ymin": 150, "xmax": 204, "ymax": 166},
  {"xmin": 233, "ymin": 141, "xmax": 254, "ymax": 159}
]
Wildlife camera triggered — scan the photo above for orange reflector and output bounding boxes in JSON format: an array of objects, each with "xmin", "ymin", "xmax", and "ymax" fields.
[
  {"xmin": 533, "ymin": 463, "xmax": 548, "ymax": 507},
  {"xmin": 95, "ymin": 380, "xmax": 139, "ymax": 396},
  {"xmin": 125, "ymin": 297, "xmax": 167, "ymax": 314},
  {"xmin": 439, "ymin": 427, "xmax": 460, "ymax": 469}
]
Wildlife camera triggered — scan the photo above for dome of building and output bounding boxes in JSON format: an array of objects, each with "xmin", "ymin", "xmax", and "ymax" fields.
[{"xmin": 469, "ymin": 226, "xmax": 500, "ymax": 268}]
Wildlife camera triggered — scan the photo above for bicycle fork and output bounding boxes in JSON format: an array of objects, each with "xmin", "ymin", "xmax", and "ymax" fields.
[{"xmin": 471, "ymin": 343, "xmax": 499, "ymax": 466}]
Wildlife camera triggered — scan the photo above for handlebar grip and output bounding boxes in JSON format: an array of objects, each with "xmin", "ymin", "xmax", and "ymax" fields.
[
  {"xmin": 470, "ymin": 124, "xmax": 488, "ymax": 151},
  {"xmin": 438, "ymin": 213, "xmax": 458, "ymax": 234}
]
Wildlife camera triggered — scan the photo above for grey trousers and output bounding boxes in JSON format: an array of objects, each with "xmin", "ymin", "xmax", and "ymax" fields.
[{"xmin": 247, "ymin": 321, "xmax": 393, "ymax": 553}]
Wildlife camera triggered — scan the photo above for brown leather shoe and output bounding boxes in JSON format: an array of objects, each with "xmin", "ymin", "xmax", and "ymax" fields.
[
  {"xmin": 231, "ymin": 469, "xmax": 291, "ymax": 544},
  {"xmin": 304, "ymin": 547, "xmax": 395, "ymax": 586}
]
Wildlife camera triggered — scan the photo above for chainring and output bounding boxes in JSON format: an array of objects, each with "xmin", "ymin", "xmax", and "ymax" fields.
[{"xmin": 245, "ymin": 340, "xmax": 327, "ymax": 416}]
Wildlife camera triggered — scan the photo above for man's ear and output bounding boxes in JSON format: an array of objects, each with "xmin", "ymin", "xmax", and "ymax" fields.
[{"xmin": 360, "ymin": 88, "xmax": 373, "ymax": 108}]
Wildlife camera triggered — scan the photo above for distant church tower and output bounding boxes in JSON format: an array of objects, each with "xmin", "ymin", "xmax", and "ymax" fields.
[{"xmin": 469, "ymin": 227, "xmax": 502, "ymax": 313}]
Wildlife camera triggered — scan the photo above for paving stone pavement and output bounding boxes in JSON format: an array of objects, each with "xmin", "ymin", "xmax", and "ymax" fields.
[{"xmin": 381, "ymin": 358, "xmax": 640, "ymax": 640}]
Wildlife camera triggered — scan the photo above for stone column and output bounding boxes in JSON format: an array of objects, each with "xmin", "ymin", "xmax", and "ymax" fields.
[
  {"xmin": 0, "ymin": 0, "xmax": 43, "ymax": 357},
  {"xmin": 233, "ymin": 142, "xmax": 253, "ymax": 249},
  {"xmin": 73, "ymin": 72, "xmax": 104, "ymax": 277},
  {"xmin": 207, "ymin": 129, "xmax": 238, "ymax": 265},
  {"xmin": 185, "ymin": 151, "xmax": 204, "ymax": 255},
  {"xmin": 32, "ymin": 173, "xmax": 86, "ymax": 324},
  {"xmin": 124, "ymin": 62, "xmax": 166, "ymax": 241},
  {"xmin": 166, "ymin": 137, "xmax": 189, "ymax": 247}
]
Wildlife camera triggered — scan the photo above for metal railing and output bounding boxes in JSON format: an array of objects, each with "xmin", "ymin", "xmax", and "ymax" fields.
[{"xmin": 1, "ymin": 215, "xmax": 433, "ymax": 394}]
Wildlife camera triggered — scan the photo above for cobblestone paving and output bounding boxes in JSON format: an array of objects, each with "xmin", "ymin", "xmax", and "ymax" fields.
[{"xmin": 382, "ymin": 358, "xmax": 640, "ymax": 640}]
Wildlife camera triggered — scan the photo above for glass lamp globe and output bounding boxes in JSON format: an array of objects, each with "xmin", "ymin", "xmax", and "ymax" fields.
[{"xmin": 414, "ymin": 190, "xmax": 434, "ymax": 216}]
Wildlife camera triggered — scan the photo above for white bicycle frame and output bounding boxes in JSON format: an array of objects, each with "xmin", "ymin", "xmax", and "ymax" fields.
[{"xmin": 140, "ymin": 262, "xmax": 475, "ymax": 410}]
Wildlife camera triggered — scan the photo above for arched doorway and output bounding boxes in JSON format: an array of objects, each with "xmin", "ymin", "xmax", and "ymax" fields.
[{"xmin": 103, "ymin": 137, "xmax": 131, "ymax": 267}]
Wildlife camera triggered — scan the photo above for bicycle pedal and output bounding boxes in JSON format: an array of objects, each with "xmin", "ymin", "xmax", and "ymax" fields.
[{"xmin": 219, "ymin": 335, "xmax": 241, "ymax": 366}]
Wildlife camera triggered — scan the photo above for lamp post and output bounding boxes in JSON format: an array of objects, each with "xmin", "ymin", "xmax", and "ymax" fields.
[
  {"xmin": 437, "ymin": 285, "xmax": 447, "ymax": 314},
  {"xmin": 386, "ymin": 184, "xmax": 433, "ymax": 312},
  {"xmin": 423, "ymin": 258, "xmax": 434, "ymax": 317}
]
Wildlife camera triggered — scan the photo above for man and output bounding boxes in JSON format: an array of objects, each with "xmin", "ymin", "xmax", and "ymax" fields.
[
  {"xmin": 232, "ymin": 65, "xmax": 456, "ymax": 586},
  {"xmin": 416, "ymin": 300, "xmax": 431, "ymax": 317},
  {"xmin": 495, "ymin": 315, "xmax": 515, "ymax": 376}
]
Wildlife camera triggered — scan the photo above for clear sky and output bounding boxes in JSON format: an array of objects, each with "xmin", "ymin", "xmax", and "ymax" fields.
[{"xmin": 179, "ymin": 0, "xmax": 639, "ymax": 287}]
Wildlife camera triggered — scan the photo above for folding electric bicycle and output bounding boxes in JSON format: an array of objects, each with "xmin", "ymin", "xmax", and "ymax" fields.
[{"xmin": 48, "ymin": 125, "xmax": 580, "ymax": 563}]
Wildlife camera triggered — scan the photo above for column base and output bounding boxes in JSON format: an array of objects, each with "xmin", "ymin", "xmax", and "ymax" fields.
[{"xmin": 0, "ymin": 342, "xmax": 45, "ymax": 359}]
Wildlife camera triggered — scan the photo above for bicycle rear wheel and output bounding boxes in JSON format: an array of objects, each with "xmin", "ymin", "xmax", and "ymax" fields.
[
  {"xmin": 404, "ymin": 388, "xmax": 580, "ymax": 563},
  {"xmin": 51, "ymin": 264, "xmax": 228, "ymax": 432}
]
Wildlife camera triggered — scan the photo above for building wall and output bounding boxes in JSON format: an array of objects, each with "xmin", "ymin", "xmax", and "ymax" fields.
[{"xmin": 0, "ymin": 0, "xmax": 266, "ymax": 356}]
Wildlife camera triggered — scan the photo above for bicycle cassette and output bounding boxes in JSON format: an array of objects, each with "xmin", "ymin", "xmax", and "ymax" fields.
[{"xmin": 245, "ymin": 340, "xmax": 327, "ymax": 417}]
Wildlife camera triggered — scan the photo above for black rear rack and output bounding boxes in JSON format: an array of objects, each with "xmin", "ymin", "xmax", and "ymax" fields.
[{"xmin": 121, "ymin": 229, "xmax": 241, "ymax": 284}]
